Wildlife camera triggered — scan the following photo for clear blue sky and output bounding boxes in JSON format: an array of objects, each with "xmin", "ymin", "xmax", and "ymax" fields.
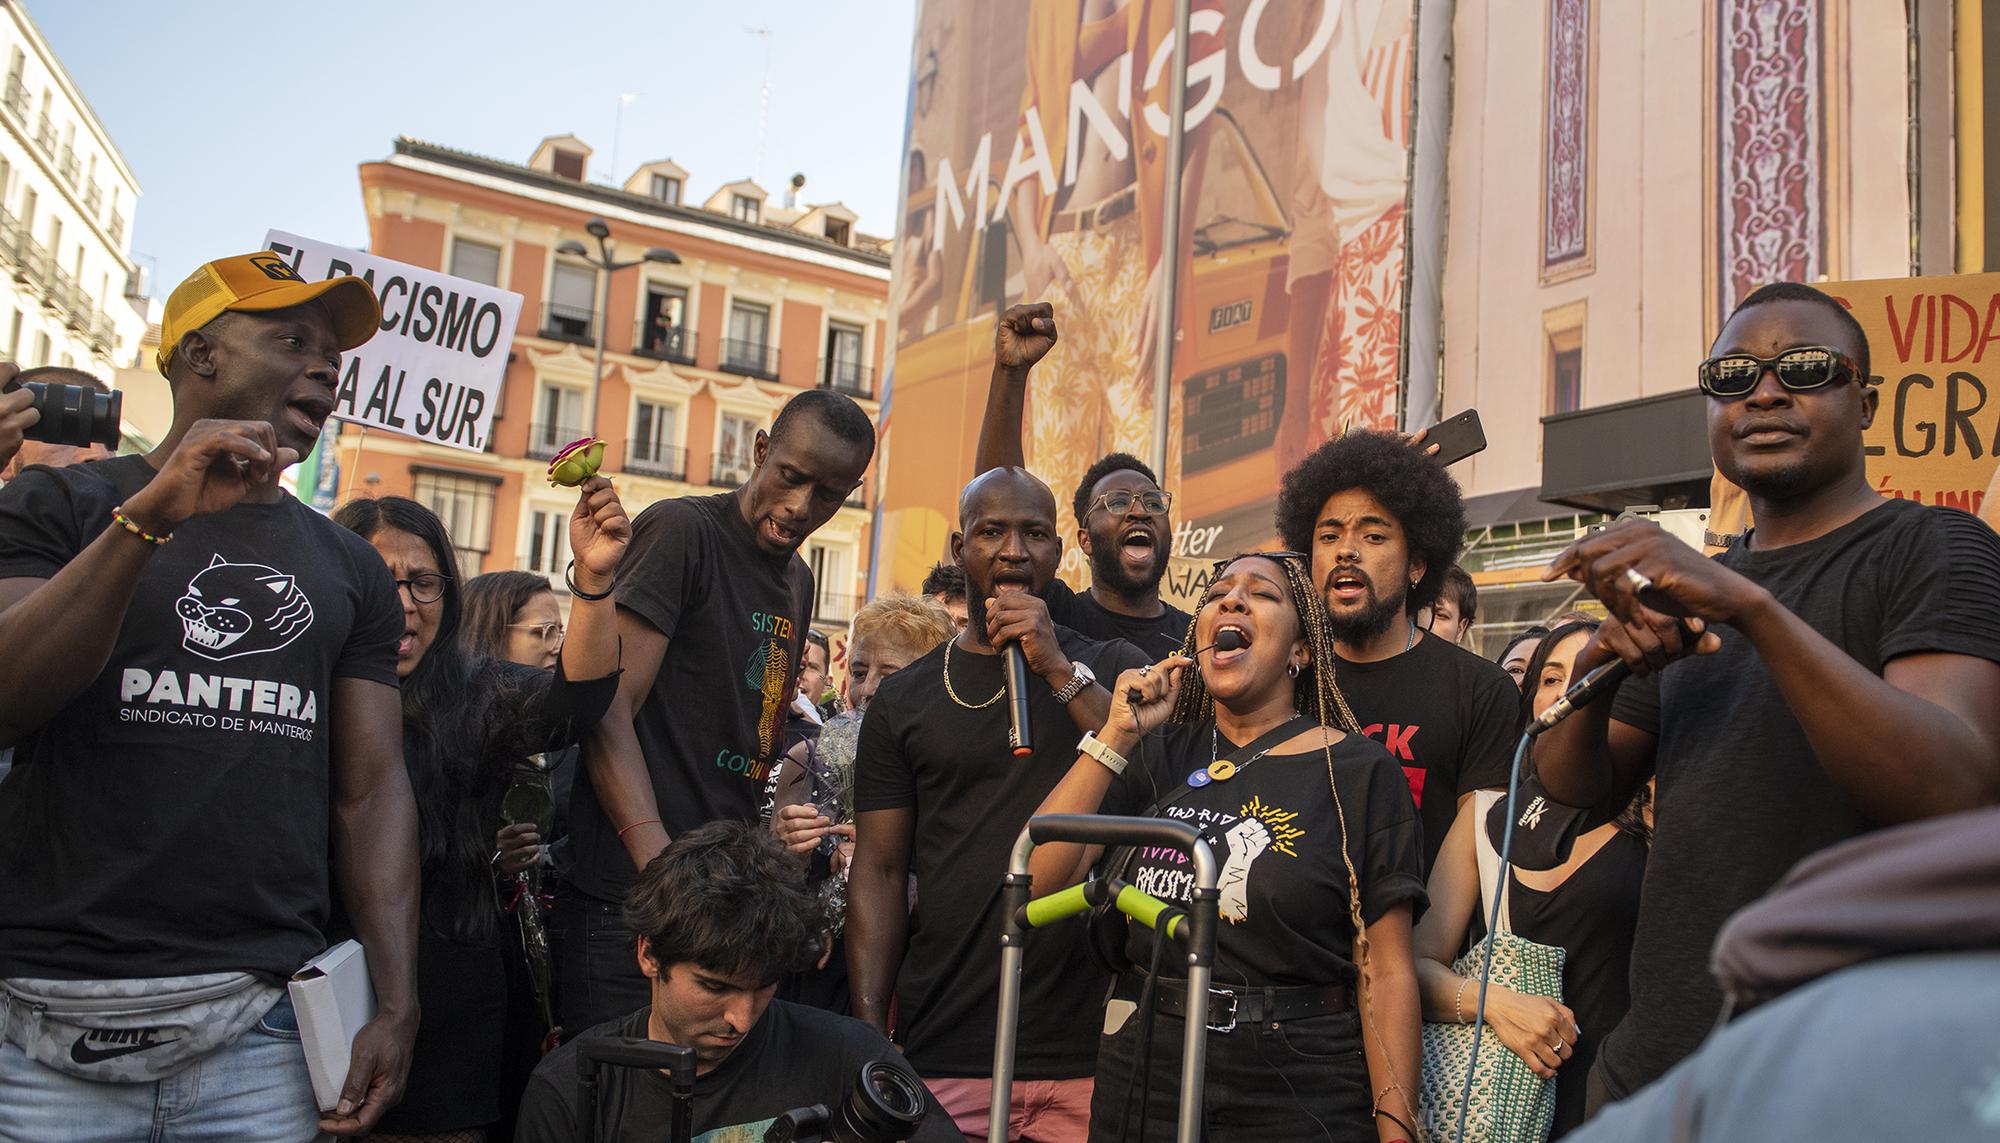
[{"xmin": 34, "ymin": 0, "xmax": 915, "ymax": 299}]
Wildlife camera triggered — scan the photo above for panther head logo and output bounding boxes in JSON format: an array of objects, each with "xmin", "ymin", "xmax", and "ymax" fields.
[{"xmin": 175, "ymin": 554, "xmax": 315, "ymax": 661}]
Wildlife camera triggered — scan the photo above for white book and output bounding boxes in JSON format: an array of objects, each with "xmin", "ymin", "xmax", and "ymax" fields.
[{"xmin": 288, "ymin": 940, "xmax": 377, "ymax": 1112}]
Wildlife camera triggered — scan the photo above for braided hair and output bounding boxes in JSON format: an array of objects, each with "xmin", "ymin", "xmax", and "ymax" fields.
[{"xmin": 1166, "ymin": 551, "xmax": 1414, "ymax": 1118}]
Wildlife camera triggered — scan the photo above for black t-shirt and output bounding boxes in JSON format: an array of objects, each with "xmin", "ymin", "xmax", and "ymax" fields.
[
  {"xmin": 569, "ymin": 493, "xmax": 814, "ymax": 903},
  {"xmin": 1103, "ymin": 722, "xmax": 1427, "ymax": 987},
  {"xmin": 854, "ymin": 628, "xmax": 1148, "ymax": 1078},
  {"xmin": 1595, "ymin": 499, "xmax": 2000, "ymax": 1099},
  {"xmin": 517, "ymin": 1003, "xmax": 964, "ymax": 1143},
  {"xmin": 1332, "ymin": 631, "xmax": 1522, "ymax": 872},
  {"xmin": 1043, "ymin": 577, "xmax": 1193, "ymax": 660},
  {"xmin": 0, "ymin": 455, "xmax": 402, "ymax": 981}
]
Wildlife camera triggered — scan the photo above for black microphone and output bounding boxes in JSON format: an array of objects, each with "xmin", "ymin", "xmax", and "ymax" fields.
[
  {"xmin": 1194, "ymin": 628, "xmax": 1246, "ymax": 657},
  {"xmin": 1003, "ymin": 642, "xmax": 1033, "ymax": 757},
  {"xmin": 1525, "ymin": 658, "xmax": 1629, "ymax": 738}
]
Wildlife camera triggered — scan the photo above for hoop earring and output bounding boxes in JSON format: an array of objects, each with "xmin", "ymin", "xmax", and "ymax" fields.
[{"xmin": 1287, "ymin": 662, "xmax": 1302, "ymax": 678}]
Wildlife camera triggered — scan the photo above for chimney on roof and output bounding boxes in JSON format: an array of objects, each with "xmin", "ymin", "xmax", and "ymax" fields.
[{"xmin": 786, "ymin": 172, "xmax": 805, "ymax": 210}]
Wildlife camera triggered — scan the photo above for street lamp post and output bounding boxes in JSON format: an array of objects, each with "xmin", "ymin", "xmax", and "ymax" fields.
[{"xmin": 556, "ymin": 216, "xmax": 680, "ymax": 451}]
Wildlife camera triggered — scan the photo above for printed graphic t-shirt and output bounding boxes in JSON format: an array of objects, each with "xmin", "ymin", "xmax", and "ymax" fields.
[
  {"xmin": 1042, "ymin": 577, "xmax": 1193, "ymax": 660},
  {"xmin": 1332, "ymin": 631, "xmax": 1523, "ymax": 872},
  {"xmin": 1103, "ymin": 723, "xmax": 1426, "ymax": 987},
  {"xmin": 0, "ymin": 455, "xmax": 402, "ymax": 981},
  {"xmin": 1592, "ymin": 499, "xmax": 2000, "ymax": 1101},
  {"xmin": 568, "ymin": 492, "xmax": 814, "ymax": 904},
  {"xmin": 517, "ymin": 1003, "xmax": 964, "ymax": 1143},
  {"xmin": 855, "ymin": 628, "xmax": 1148, "ymax": 1079}
]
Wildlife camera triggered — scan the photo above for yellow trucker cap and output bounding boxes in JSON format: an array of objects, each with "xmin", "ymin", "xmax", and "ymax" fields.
[{"xmin": 157, "ymin": 251, "xmax": 382, "ymax": 375}]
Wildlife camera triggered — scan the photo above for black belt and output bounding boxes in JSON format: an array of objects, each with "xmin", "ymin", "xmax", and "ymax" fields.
[{"xmin": 1118, "ymin": 974, "xmax": 1350, "ymax": 1033}]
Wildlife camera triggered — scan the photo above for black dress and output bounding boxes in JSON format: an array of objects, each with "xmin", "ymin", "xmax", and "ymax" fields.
[
  {"xmin": 1506, "ymin": 830, "xmax": 1647, "ymax": 1139},
  {"xmin": 375, "ymin": 660, "xmax": 617, "ymax": 1136}
]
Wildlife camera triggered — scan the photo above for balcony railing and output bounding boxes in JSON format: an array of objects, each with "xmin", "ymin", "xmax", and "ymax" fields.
[
  {"xmin": 539, "ymin": 303, "xmax": 594, "ymax": 345},
  {"xmin": 814, "ymin": 591, "xmax": 860, "ymax": 625},
  {"xmin": 108, "ymin": 213, "xmax": 125, "ymax": 244},
  {"xmin": 57, "ymin": 147, "xmax": 79, "ymax": 188},
  {"xmin": 633, "ymin": 321, "xmax": 696, "ymax": 364},
  {"xmin": 2, "ymin": 77, "xmax": 26, "ymax": 121},
  {"xmin": 719, "ymin": 338, "xmax": 779, "ymax": 380},
  {"xmin": 624, "ymin": 440, "xmax": 687, "ymax": 480},
  {"xmin": 526, "ymin": 423, "xmax": 583, "ymax": 461},
  {"xmin": 87, "ymin": 313, "xmax": 114, "ymax": 358},
  {"xmin": 33, "ymin": 113, "xmax": 53, "ymax": 154},
  {"xmin": 83, "ymin": 183, "xmax": 102, "ymax": 216},
  {"xmin": 710, "ymin": 454, "xmax": 754, "ymax": 488},
  {"xmin": 819, "ymin": 356, "xmax": 875, "ymax": 397}
]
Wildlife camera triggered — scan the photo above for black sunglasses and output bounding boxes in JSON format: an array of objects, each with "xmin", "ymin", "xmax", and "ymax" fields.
[{"xmin": 1697, "ymin": 345, "xmax": 1861, "ymax": 398}]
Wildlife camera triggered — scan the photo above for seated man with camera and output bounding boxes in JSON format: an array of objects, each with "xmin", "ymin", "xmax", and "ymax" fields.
[{"xmin": 519, "ymin": 822, "xmax": 961, "ymax": 1143}]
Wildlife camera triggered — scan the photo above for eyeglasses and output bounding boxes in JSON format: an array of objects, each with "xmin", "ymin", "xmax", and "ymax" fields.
[
  {"xmin": 392, "ymin": 573, "xmax": 452, "ymax": 605},
  {"xmin": 508, "ymin": 621, "xmax": 565, "ymax": 643},
  {"xmin": 1086, "ymin": 489, "xmax": 1173, "ymax": 518},
  {"xmin": 1697, "ymin": 345, "xmax": 1861, "ymax": 398}
]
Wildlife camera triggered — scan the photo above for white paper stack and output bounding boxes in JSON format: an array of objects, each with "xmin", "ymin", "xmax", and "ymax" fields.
[{"xmin": 288, "ymin": 940, "xmax": 376, "ymax": 1112}]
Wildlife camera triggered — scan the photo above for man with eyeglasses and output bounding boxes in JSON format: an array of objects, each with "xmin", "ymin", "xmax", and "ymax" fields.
[
  {"xmin": 974, "ymin": 303, "xmax": 1192, "ymax": 659},
  {"xmin": 1532, "ymin": 281, "xmax": 2000, "ymax": 1112}
]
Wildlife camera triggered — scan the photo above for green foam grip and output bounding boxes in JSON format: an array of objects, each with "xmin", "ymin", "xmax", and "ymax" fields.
[{"xmin": 1022, "ymin": 883, "xmax": 1091, "ymax": 928}]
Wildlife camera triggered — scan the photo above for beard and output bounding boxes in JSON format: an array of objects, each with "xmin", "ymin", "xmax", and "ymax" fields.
[
  {"xmin": 1089, "ymin": 535, "xmax": 1167, "ymax": 597},
  {"xmin": 1322, "ymin": 570, "xmax": 1409, "ymax": 645}
]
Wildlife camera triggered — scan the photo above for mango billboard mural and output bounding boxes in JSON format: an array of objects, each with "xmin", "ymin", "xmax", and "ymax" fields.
[
  {"xmin": 1710, "ymin": 272, "xmax": 2000, "ymax": 536},
  {"xmin": 874, "ymin": 0, "xmax": 1417, "ymax": 598}
]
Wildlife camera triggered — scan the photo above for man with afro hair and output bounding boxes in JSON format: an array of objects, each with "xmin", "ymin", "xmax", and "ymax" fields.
[
  {"xmin": 971, "ymin": 303, "xmax": 1192, "ymax": 659},
  {"xmin": 1275, "ymin": 429, "xmax": 1522, "ymax": 871}
]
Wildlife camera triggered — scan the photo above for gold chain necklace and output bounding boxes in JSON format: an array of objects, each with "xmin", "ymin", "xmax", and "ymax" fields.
[{"xmin": 942, "ymin": 638, "xmax": 1007, "ymax": 709}]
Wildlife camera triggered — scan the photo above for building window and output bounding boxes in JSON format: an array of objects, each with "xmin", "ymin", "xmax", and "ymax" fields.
[
  {"xmin": 639, "ymin": 285, "xmax": 690, "ymax": 360},
  {"xmin": 31, "ymin": 332, "xmax": 48, "ymax": 367},
  {"xmin": 630, "ymin": 399, "xmax": 683, "ymax": 477},
  {"xmin": 714, "ymin": 412, "xmax": 761, "ymax": 487},
  {"xmin": 551, "ymin": 148, "xmax": 586, "ymax": 181},
  {"xmin": 807, "ymin": 543, "xmax": 856, "ymax": 624},
  {"xmin": 3, "ymin": 309, "xmax": 16, "ymax": 358},
  {"xmin": 532, "ymin": 384, "xmax": 585, "ymax": 458},
  {"xmin": 731, "ymin": 194, "xmax": 761, "ymax": 224},
  {"xmin": 524, "ymin": 506, "xmax": 571, "ymax": 577},
  {"xmin": 724, "ymin": 301, "xmax": 773, "ymax": 375},
  {"xmin": 545, "ymin": 261, "xmax": 596, "ymax": 341},
  {"xmin": 19, "ymin": 187, "xmax": 34, "ymax": 229},
  {"xmin": 411, "ymin": 469, "xmax": 496, "ymax": 574},
  {"xmin": 823, "ymin": 321, "xmax": 866, "ymax": 394},
  {"xmin": 825, "ymin": 218, "xmax": 851, "ymax": 247},
  {"xmin": 449, "ymin": 238, "xmax": 502, "ymax": 287},
  {"xmin": 1543, "ymin": 301, "xmax": 1587, "ymax": 416},
  {"xmin": 651, "ymin": 174, "xmax": 682, "ymax": 204}
]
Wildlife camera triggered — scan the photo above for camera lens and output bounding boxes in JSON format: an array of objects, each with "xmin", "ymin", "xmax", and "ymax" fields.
[
  {"xmin": 21, "ymin": 381, "xmax": 121, "ymax": 447},
  {"xmin": 832, "ymin": 1061, "xmax": 927, "ymax": 1142}
]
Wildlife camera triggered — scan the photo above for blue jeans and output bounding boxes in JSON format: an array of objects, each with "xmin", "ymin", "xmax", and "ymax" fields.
[{"xmin": 0, "ymin": 994, "xmax": 323, "ymax": 1143}]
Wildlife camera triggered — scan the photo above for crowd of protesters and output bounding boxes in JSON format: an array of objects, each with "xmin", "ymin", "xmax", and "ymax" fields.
[{"xmin": 0, "ymin": 255, "xmax": 1995, "ymax": 1143}]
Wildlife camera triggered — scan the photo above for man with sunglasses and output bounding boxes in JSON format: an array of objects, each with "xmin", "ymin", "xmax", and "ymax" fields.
[
  {"xmin": 974, "ymin": 303, "xmax": 1193, "ymax": 659},
  {"xmin": 1533, "ymin": 281, "xmax": 2000, "ymax": 1112}
]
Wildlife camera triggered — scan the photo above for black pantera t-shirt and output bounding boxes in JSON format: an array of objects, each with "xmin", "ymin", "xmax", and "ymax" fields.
[
  {"xmin": 569, "ymin": 492, "xmax": 814, "ymax": 904},
  {"xmin": 1592, "ymin": 499, "xmax": 2000, "ymax": 1100},
  {"xmin": 517, "ymin": 1003, "xmax": 964, "ymax": 1143},
  {"xmin": 1332, "ymin": 631, "xmax": 1522, "ymax": 872},
  {"xmin": 0, "ymin": 455, "xmax": 402, "ymax": 981},
  {"xmin": 855, "ymin": 628, "xmax": 1148, "ymax": 1079},
  {"xmin": 1102, "ymin": 723, "xmax": 1426, "ymax": 988},
  {"xmin": 1042, "ymin": 577, "xmax": 1193, "ymax": 660}
]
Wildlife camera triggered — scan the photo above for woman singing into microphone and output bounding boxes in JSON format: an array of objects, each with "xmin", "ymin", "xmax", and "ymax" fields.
[{"xmin": 1029, "ymin": 552, "xmax": 1426, "ymax": 1142}]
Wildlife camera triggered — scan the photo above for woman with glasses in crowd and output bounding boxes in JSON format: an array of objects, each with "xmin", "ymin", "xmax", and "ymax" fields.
[
  {"xmin": 1028, "ymin": 551, "xmax": 1426, "ymax": 1142},
  {"xmin": 333, "ymin": 476, "xmax": 629, "ymax": 1143},
  {"xmin": 1410, "ymin": 618, "xmax": 1649, "ymax": 1138}
]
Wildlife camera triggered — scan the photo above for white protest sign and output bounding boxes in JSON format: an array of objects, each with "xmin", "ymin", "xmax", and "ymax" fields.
[{"xmin": 263, "ymin": 230, "xmax": 521, "ymax": 453}]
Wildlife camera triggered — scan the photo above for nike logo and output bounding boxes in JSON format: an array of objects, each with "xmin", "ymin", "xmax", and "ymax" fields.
[{"xmin": 69, "ymin": 1029, "xmax": 181, "ymax": 1065}]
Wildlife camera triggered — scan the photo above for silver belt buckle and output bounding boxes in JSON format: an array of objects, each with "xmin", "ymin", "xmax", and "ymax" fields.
[{"xmin": 1206, "ymin": 988, "xmax": 1238, "ymax": 1034}]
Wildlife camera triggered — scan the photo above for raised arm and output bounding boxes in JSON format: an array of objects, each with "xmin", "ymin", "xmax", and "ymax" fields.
[
  {"xmin": 582, "ymin": 613, "xmax": 671, "ymax": 869},
  {"xmin": 847, "ymin": 804, "xmax": 914, "ymax": 1038},
  {"xmin": 974, "ymin": 303, "xmax": 1059, "ymax": 474},
  {"xmin": 320, "ymin": 677, "xmax": 419, "ymax": 1136},
  {"xmin": 555, "ymin": 475, "xmax": 632, "ymax": 682}
]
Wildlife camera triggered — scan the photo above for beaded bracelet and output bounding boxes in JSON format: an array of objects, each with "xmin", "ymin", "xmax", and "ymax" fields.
[
  {"xmin": 1454, "ymin": 977, "xmax": 1472, "ymax": 1023},
  {"xmin": 111, "ymin": 506, "xmax": 172, "ymax": 546},
  {"xmin": 565, "ymin": 558, "xmax": 613, "ymax": 601}
]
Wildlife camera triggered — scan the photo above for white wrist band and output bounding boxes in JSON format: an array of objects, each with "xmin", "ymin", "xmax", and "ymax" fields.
[{"xmin": 1077, "ymin": 731, "xmax": 1130, "ymax": 775}]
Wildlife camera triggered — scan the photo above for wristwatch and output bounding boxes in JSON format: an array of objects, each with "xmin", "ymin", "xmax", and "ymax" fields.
[
  {"xmin": 1050, "ymin": 660, "xmax": 1096, "ymax": 705},
  {"xmin": 1077, "ymin": 730, "xmax": 1130, "ymax": 775}
]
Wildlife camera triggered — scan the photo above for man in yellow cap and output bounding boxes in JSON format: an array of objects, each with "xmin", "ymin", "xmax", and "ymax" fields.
[{"xmin": 0, "ymin": 253, "xmax": 420, "ymax": 1141}]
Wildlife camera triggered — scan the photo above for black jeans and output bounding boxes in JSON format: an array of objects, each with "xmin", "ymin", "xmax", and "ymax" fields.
[
  {"xmin": 552, "ymin": 891, "xmax": 651, "ymax": 1036},
  {"xmin": 1088, "ymin": 1001, "xmax": 1374, "ymax": 1142}
]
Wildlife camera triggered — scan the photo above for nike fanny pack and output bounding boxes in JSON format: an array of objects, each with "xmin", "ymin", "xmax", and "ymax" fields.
[{"xmin": 1, "ymin": 972, "xmax": 282, "ymax": 1083}]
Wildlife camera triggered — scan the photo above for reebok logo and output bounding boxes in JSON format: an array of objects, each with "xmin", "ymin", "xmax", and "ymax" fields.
[{"xmin": 70, "ymin": 1028, "xmax": 181, "ymax": 1065}]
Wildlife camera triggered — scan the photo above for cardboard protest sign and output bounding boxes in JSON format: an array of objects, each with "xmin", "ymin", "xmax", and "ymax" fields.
[
  {"xmin": 1709, "ymin": 272, "xmax": 2000, "ymax": 540},
  {"xmin": 263, "ymin": 230, "xmax": 521, "ymax": 453}
]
